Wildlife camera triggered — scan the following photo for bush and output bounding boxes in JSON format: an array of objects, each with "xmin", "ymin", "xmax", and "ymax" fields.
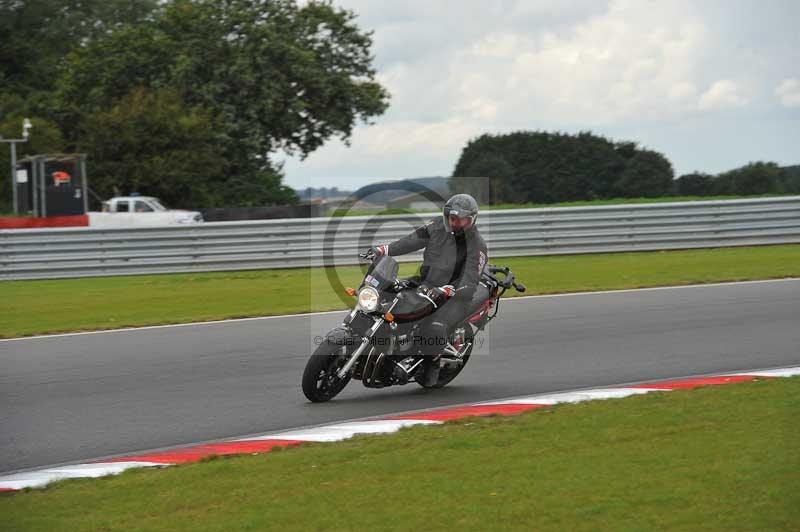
[
  {"xmin": 675, "ymin": 172, "xmax": 715, "ymax": 196},
  {"xmin": 451, "ymin": 131, "xmax": 672, "ymax": 203},
  {"xmin": 713, "ymin": 162, "xmax": 783, "ymax": 195}
]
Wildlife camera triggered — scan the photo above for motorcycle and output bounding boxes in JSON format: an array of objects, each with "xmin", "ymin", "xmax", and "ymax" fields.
[{"xmin": 302, "ymin": 252, "xmax": 526, "ymax": 402}]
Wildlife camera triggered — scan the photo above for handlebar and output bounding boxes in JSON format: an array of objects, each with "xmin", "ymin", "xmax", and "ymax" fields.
[
  {"xmin": 486, "ymin": 265, "xmax": 526, "ymax": 293},
  {"xmin": 358, "ymin": 252, "xmax": 526, "ymax": 293}
]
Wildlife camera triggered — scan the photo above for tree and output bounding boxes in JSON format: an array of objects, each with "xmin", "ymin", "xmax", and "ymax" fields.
[
  {"xmin": 0, "ymin": 1, "xmax": 159, "ymax": 210},
  {"xmin": 780, "ymin": 165, "xmax": 800, "ymax": 193},
  {"xmin": 612, "ymin": 149, "xmax": 674, "ymax": 198},
  {"xmin": 79, "ymin": 88, "xmax": 229, "ymax": 208},
  {"xmin": 450, "ymin": 152, "xmax": 515, "ymax": 204},
  {"xmin": 713, "ymin": 162, "xmax": 783, "ymax": 195},
  {"xmin": 452, "ymin": 131, "xmax": 631, "ymax": 203},
  {"xmin": 0, "ymin": 0, "xmax": 158, "ymax": 117},
  {"xmin": 675, "ymin": 172, "xmax": 714, "ymax": 196},
  {"xmin": 56, "ymin": 0, "xmax": 389, "ymax": 206}
]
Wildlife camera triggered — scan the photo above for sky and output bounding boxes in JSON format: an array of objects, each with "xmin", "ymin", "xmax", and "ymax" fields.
[{"xmin": 281, "ymin": 0, "xmax": 800, "ymax": 190}]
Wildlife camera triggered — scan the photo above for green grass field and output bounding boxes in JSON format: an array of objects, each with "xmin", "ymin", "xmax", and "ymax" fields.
[
  {"xmin": 1, "ymin": 244, "xmax": 799, "ymax": 338},
  {"xmin": 2, "ymin": 377, "xmax": 797, "ymax": 531},
  {"xmin": 335, "ymin": 194, "xmax": 795, "ymax": 216},
  {"xmin": 481, "ymin": 193, "xmax": 794, "ymax": 210}
]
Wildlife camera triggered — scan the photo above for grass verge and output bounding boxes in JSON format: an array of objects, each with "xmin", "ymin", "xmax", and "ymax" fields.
[
  {"xmin": 481, "ymin": 194, "xmax": 796, "ymax": 210},
  {"xmin": 1, "ymin": 244, "xmax": 799, "ymax": 338},
  {"xmin": 2, "ymin": 377, "xmax": 798, "ymax": 531},
  {"xmin": 336, "ymin": 194, "xmax": 795, "ymax": 216}
]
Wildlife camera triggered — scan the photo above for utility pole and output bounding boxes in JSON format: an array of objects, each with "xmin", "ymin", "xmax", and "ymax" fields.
[{"xmin": 0, "ymin": 118, "xmax": 33, "ymax": 215}]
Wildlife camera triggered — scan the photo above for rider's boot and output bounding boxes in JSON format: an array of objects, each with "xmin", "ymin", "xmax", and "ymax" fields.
[{"xmin": 420, "ymin": 320, "xmax": 447, "ymax": 386}]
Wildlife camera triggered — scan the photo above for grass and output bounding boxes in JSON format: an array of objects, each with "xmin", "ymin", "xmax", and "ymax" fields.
[
  {"xmin": 334, "ymin": 194, "xmax": 795, "ymax": 216},
  {"xmin": 2, "ymin": 377, "xmax": 798, "ymax": 531},
  {"xmin": 1, "ymin": 244, "xmax": 799, "ymax": 338},
  {"xmin": 481, "ymin": 193, "xmax": 794, "ymax": 210}
]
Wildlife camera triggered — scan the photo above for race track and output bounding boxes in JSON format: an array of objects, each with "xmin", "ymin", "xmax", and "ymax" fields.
[{"xmin": 1, "ymin": 279, "xmax": 798, "ymax": 473}]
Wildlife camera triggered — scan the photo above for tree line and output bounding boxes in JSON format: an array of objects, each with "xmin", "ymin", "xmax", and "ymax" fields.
[
  {"xmin": 450, "ymin": 131, "xmax": 799, "ymax": 204},
  {"xmin": 675, "ymin": 163, "xmax": 800, "ymax": 197},
  {"xmin": 1, "ymin": 0, "xmax": 388, "ymax": 210}
]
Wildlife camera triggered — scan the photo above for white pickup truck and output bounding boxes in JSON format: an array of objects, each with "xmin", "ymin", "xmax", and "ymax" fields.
[{"xmin": 89, "ymin": 196, "xmax": 204, "ymax": 227}]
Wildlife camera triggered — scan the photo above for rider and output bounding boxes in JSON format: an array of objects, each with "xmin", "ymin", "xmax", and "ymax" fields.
[{"xmin": 369, "ymin": 193, "xmax": 488, "ymax": 386}]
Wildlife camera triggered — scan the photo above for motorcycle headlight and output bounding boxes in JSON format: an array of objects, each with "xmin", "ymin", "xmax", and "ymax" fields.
[{"xmin": 357, "ymin": 286, "xmax": 380, "ymax": 312}]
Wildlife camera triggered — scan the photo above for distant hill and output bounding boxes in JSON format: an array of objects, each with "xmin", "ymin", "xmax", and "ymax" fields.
[
  {"xmin": 352, "ymin": 177, "xmax": 450, "ymax": 204},
  {"xmin": 295, "ymin": 187, "xmax": 353, "ymax": 200}
]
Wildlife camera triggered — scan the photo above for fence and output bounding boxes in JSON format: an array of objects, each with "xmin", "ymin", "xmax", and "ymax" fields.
[{"xmin": 1, "ymin": 196, "xmax": 799, "ymax": 280}]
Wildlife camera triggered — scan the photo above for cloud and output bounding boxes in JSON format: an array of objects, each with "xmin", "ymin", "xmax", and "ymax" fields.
[
  {"xmin": 776, "ymin": 79, "xmax": 800, "ymax": 108},
  {"xmin": 284, "ymin": 0, "xmax": 800, "ymax": 187},
  {"xmin": 386, "ymin": 1, "xmax": 714, "ymax": 124},
  {"xmin": 280, "ymin": 118, "xmax": 483, "ymax": 184},
  {"xmin": 698, "ymin": 80, "xmax": 750, "ymax": 110}
]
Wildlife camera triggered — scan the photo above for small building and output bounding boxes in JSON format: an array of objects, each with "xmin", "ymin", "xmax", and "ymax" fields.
[{"xmin": 15, "ymin": 154, "xmax": 88, "ymax": 217}]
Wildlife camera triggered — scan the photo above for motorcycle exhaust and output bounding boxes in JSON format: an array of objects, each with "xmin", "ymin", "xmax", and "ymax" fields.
[{"xmin": 391, "ymin": 356, "xmax": 424, "ymax": 385}]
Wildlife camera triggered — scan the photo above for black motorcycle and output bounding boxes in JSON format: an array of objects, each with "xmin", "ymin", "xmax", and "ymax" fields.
[{"xmin": 302, "ymin": 253, "xmax": 526, "ymax": 402}]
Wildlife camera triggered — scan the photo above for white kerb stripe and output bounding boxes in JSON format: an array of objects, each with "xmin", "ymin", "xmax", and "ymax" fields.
[
  {"xmin": 2, "ymin": 365, "xmax": 797, "ymax": 492},
  {"xmin": 479, "ymin": 387, "xmax": 665, "ymax": 406},
  {"xmin": 245, "ymin": 419, "xmax": 441, "ymax": 443},
  {"xmin": 0, "ymin": 461, "xmax": 163, "ymax": 491},
  {"xmin": 725, "ymin": 367, "xmax": 800, "ymax": 378}
]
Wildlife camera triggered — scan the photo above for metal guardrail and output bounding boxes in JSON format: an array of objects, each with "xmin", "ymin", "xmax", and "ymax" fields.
[{"xmin": 1, "ymin": 196, "xmax": 799, "ymax": 280}]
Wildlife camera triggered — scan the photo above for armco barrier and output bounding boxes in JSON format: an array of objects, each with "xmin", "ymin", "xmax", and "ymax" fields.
[{"xmin": 1, "ymin": 197, "xmax": 799, "ymax": 280}]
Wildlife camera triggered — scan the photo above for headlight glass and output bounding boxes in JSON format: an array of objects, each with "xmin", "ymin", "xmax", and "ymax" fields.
[{"xmin": 357, "ymin": 286, "xmax": 380, "ymax": 312}]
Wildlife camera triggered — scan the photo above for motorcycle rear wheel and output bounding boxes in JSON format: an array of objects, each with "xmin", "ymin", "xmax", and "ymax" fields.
[{"xmin": 302, "ymin": 341, "xmax": 353, "ymax": 402}]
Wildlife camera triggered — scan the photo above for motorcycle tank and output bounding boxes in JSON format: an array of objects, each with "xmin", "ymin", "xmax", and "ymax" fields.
[{"xmin": 391, "ymin": 290, "xmax": 435, "ymax": 323}]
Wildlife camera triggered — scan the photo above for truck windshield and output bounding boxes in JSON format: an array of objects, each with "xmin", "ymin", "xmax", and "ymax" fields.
[{"xmin": 149, "ymin": 199, "xmax": 167, "ymax": 211}]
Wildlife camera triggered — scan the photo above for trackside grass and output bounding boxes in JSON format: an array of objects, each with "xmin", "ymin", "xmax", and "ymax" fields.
[
  {"xmin": 336, "ymin": 194, "xmax": 796, "ymax": 216},
  {"xmin": 2, "ymin": 377, "xmax": 798, "ymax": 531},
  {"xmin": 1, "ymin": 244, "xmax": 799, "ymax": 338}
]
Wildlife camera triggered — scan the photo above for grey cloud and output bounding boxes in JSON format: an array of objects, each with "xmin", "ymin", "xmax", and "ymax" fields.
[{"xmin": 284, "ymin": 0, "xmax": 800, "ymax": 189}]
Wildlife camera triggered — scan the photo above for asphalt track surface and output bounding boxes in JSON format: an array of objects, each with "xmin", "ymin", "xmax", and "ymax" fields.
[{"xmin": 2, "ymin": 279, "xmax": 799, "ymax": 473}]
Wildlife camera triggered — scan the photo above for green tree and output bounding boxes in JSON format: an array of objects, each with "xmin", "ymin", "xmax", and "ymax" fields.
[
  {"xmin": 0, "ymin": 0, "xmax": 157, "ymax": 117},
  {"xmin": 452, "ymin": 131, "xmax": 629, "ymax": 203},
  {"xmin": 56, "ymin": 0, "xmax": 389, "ymax": 206},
  {"xmin": 612, "ymin": 149, "xmax": 674, "ymax": 198},
  {"xmin": 675, "ymin": 172, "xmax": 714, "ymax": 196},
  {"xmin": 450, "ymin": 152, "xmax": 515, "ymax": 204},
  {"xmin": 780, "ymin": 165, "xmax": 800, "ymax": 193},
  {"xmin": 79, "ymin": 88, "xmax": 228, "ymax": 208},
  {"xmin": 1, "ymin": 0, "xmax": 159, "ymax": 211},
  {"xmin": 713, "ymin": 162, "xmax": 783, "ymax": 195}
]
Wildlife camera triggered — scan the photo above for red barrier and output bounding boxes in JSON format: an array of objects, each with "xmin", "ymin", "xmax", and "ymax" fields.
[{"xmin": 0, "ymin": 215, "xmax": 89, "ymax": 229}]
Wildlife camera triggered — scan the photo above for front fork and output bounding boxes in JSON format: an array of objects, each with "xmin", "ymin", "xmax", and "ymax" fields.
[{"xmin": 337, "ymin": 316, "xmax": 385, "ymax": 378}]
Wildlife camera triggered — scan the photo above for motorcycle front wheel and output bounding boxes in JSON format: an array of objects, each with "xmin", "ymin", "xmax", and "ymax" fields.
[{"xmin": 302, "ymin": 337, "xmax": 353, "ymax": 402}]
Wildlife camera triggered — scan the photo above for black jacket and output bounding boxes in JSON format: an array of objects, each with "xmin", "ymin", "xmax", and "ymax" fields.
[{"xmin": 387, "ymin": 216, "xmax": 488, "ymax": 302}]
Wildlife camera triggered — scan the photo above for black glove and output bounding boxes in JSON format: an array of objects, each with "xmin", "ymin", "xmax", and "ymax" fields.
[
  {"xmin": 359, "ymin": 244, "xmax": 388, "ymax": 260},
  {"xmin": 395, "ymin": 277, "xmax": 420, "ymax": 291},
  {"xmin": 420, "ymin": 284, "xmax": 455, "ymax": 301}
]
